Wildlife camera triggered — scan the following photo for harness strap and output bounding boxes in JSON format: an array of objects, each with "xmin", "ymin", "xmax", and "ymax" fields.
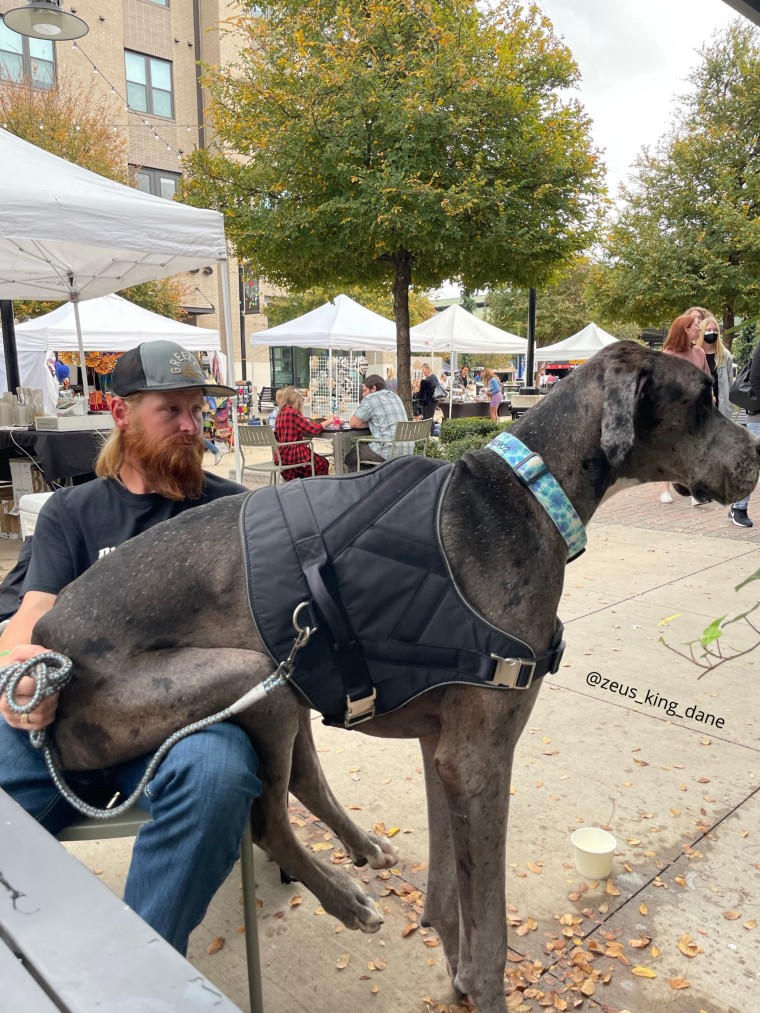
[{"xmin": 278, "ymin": 480, "xmax": 377, "ymax": 724}]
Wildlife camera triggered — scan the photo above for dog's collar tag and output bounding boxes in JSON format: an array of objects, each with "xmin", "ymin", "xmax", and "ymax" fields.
[{"xmin": 486, "ymin": 432, "xmax": 587, "ymax": 561}]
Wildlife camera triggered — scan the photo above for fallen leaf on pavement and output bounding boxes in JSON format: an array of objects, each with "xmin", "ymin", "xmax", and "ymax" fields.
[
  {"xmin": 632, "ymin": 965, "xmax": 657, "ymax": 978},
  {"xmin": 629, "ymin": 935, "xmax": 651, "ymax": 948},
  {"xmin": 401, "ymin": 923, "xmax": 418, "ymax": 937},
  {"xmin": 668, "ymin": 977, "xmax": 691, "ymax": 990},
  {"xmin": 336, "ymin": 954, "xmax": 351, "ymax": 969},
  {"xmin": 207, "ymin": 936, "xmax": 225, "ymax": 955},
  {"xmin": 678, "ymin": 934, "xmax": 699, "ymax": 957}
]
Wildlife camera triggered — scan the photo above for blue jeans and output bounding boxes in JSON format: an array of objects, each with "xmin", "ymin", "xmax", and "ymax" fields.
[
  {"xmin": 732, "ymin": 420, "xmax": 760, "ymax": 510},
  {"xmin": 203, "ymin": 437, "xmax": 218, "ymax": 454},
  {"xmin": 0, "ymin": 720, "xmax": 261, "ymax": 955}
]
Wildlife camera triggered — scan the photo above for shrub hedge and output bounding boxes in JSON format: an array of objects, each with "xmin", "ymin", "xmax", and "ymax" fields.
[{"xmin": 423, "ymin": 417, "xmax": 512, "ymax": 462}]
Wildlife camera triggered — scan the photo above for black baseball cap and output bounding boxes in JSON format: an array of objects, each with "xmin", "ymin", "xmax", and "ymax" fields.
[{"xmin": 111, "ymin": 341, "xmax": 236, "ymax": 398}]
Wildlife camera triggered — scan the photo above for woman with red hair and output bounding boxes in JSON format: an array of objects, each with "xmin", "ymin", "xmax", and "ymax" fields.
[
  {"xmin": 659, "ymin": 314, "xmax": 712, "ymax": 504},
  {"xmin": 662, "ymin": 315, "xmax": 712, "ymax": 375}
]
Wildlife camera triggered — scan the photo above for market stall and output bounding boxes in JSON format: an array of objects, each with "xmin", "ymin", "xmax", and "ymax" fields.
[
  {"xmin": 0, "ymin": 129, "xmax": 243, "ymax": 478},
  {"xmin": 251, "ymin": 295, "xmax": 398, "ymax": 419},
  {"xmin": 411, "ymin": 305, "xmax": 527, "ymax": 413}
]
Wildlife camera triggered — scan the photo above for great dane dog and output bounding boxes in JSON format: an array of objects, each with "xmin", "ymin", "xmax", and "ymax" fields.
[{"xmin": 28, "ymin": 343, "xmax": 759, "ymax": 1013}]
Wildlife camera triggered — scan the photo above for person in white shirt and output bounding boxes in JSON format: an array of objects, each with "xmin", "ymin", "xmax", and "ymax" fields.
[{"xmin": 345, "ymin": 374, "xmax": 410, "ymax": 469}]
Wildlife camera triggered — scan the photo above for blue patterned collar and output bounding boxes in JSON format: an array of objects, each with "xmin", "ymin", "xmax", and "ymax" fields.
[{"xmin": 486, "ymin": 432, "xmax": 586, "ymax": 561}]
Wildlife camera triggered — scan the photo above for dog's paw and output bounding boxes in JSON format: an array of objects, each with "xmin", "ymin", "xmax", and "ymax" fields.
[
  {"xmin": 338, "ymin": 880, "xmax": 384, "ymax": 934},
  {"xmin": 349, "ymin": 833, "xmax": 398, "ymax": 870}
]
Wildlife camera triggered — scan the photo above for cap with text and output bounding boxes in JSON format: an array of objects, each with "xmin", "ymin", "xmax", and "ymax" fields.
[{"xmin": 111, "ymin": 340, "xmax": 236, "ymax": 398}]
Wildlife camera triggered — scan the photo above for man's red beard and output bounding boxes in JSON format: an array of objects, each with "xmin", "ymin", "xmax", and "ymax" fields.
[{"xmin": 123, "ymin": 424, "xmax": 205, "ymax": 501}]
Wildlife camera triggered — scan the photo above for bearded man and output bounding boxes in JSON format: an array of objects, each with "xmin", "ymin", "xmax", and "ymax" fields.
[{"xmin": 0, "ymin": 340, "xmax": 260, "ymax": 956}]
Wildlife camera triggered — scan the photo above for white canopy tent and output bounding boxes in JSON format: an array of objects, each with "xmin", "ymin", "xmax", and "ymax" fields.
[
  {"xmin": 411, "ymin": 304, "xmax": 527, "ymax": 356},
  {"xmin": 534, "ymin": 323, "xmax": 619, "ymax": 362},
  {"xmin": 0, "ymin": 128, "xmax": 241, "ymax": 473},
  {"xmin": 15, "ymin": 294, "xmax": 221, "ymax": 352},
  {"xmin": 251, "ymin": 294, "xmax": 399, "ymax": 351},
  {"xmin": 8, "ymin": 295, "xmax": 223, "ymax": 415},
  {"xmin": 252, "ymin": 294, "xmax": 403, "ymax": 416},
  {"xmin": 411, "ymin": 305, "xmax": 528, "ymax": 409}
]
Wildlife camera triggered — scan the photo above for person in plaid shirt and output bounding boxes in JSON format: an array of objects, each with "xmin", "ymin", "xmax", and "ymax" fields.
[
  {"xmin": 273, "ymin": 387, "xmax": 335, "ymax": 480},
  {"xmin": 345, "ymin": 374, "xmax": 410, "ymax": 469}
]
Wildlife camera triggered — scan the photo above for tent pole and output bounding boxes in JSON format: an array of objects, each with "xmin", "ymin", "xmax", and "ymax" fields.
[
  {"xmin": 220, "ymin": 258, "xmax": 241, "ymax": 482},
  {"xmin": 449, "ymin": 345, "xmax": 455, "ymax": 416},
  {"xmin": 71, "ymin": 295, "xmax": 90, "ymax": 406},
  {"xmin": 0, "ymin": 300, "xmax": 20, "ymax": 395}
]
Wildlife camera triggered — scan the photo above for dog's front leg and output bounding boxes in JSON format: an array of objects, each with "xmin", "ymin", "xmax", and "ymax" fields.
[{"xmin": 433, "ymin": 686, "xmax": 540, "ymax": 1013}]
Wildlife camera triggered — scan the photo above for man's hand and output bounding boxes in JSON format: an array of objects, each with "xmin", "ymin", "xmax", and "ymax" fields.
[{"xmin": 0, "ymin": 643, "xmax": 60, "ymax": 730}]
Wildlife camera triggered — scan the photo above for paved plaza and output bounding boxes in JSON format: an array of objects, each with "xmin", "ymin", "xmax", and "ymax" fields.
[{"xmin": 1, "ymin": 477, "xmax": 758, "ymax": 1013}]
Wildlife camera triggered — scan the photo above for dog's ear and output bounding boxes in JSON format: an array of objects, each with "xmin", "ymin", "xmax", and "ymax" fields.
[{"xmin": 601, "ymin": 369, "xmax": 648, "ymax": 470}]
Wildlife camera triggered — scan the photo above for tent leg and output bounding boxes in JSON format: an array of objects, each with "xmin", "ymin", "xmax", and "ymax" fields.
[
  {"xmin": 71, "ymin": 296, "xmax": 90, "ymax": 405},
  {"xmin": 219, "ymin": 259, "xmax": 242, "ymax": 483}
]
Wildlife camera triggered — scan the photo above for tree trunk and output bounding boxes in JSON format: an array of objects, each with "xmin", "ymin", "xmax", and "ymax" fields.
[
  {"xmin": 392, "ymin": 249, "xmax": 413, "ymax": 415},
  {"xmin": 722, "ymin": 302, "xmax": 735, "ymax": 349}
]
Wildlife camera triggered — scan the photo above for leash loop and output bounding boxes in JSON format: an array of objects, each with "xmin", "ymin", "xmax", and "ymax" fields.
[{"xmin": 0, "ymin": 616, "xmax": 314, "ymax": 821}]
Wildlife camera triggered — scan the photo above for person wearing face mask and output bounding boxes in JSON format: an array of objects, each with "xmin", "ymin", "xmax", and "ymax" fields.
[{"xmin": 696, "ymin": 317, "xmax": 733, "ymax": 420}]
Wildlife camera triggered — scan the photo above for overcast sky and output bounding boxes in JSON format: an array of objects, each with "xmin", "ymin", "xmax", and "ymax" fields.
[{"xmin": 536, "ymin": 0, "xmax": 740, "ymax": 195}]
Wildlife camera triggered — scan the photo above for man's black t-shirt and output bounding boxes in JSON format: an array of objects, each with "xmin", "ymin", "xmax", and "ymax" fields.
[{"xmin": 22, "ymin": 473, "xmax": 246, "ymax": 597}]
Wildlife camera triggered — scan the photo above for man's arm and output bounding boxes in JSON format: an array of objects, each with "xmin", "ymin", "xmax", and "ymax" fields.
[
  {"xmin": 348, "ymin": 414, "xmax": 369, "ymax": 429},
  {"xmin": 0, "ymin": 590, "xmax": 57, "ymax": 650}
]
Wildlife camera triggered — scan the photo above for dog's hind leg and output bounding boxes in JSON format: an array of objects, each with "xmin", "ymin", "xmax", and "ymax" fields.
[
  {"xmin": 419, "ymin": 733, "xmax": 462, "ymax": 985},
  {"xmin": 287, "ymin": 710, "xmax": 397, "ymax": 870}
]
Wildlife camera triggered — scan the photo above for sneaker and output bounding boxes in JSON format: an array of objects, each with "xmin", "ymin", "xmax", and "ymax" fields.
[
  {"xmin": 213, "ymin": 447, "xmax": 226, "ymax": 466},
  {"xmin": 659, "ymin": 491, "xmax": 673, "ymax": 504},
  {"xmin": 691, "ymin": 496, "xmax": 703, "ymax": 507},
  {"xmin": 729, "ymin": 505, "xmax": 753, "ymax": 528}
]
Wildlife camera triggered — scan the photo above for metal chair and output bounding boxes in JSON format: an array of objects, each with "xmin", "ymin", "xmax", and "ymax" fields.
[
  {"xmin": 238, "ymin": 423, "xmax": 316, "ymax": 485},
  {"xmin": 352, "ymin": 418, "xmax": 434, "ymax": 471},
  {"xmin": 58, "ymin": 808, "xmax": 264, "ymax": 1013}
]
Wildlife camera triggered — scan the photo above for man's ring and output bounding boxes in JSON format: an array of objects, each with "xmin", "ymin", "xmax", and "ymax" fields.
[{"xmin": 20, "ymin": 713, "xmax": 29, "ymax": 724}]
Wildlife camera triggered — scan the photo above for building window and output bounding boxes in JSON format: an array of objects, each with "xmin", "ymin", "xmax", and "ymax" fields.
[
  {"xmin": 133, "ymin": 167, "xmax": 180, "ymax": 199},
  {"xmin": 148, "ymin": 0, "xmax": 169, "ymax": 5},
  {"xmin": 271, "ymin": 347, "xmax": 321, "ymax": 389},
  {"xmin": 125, "ymin": 50, "xmax": 173, "ymax": 118},
  {"xmin": 0, "ymin": 20, "xmax": 54, "ymax": 88}
]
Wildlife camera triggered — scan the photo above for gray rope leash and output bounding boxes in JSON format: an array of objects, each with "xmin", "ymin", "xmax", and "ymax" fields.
[{"xmin": 0, "ymin": 605, "xmax": 315, "ymax": 821}]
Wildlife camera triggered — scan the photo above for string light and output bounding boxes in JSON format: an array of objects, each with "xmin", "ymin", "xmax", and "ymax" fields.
[{"xmin": 68, "ymin": 39, "xmax": 209, "ymax": 159}]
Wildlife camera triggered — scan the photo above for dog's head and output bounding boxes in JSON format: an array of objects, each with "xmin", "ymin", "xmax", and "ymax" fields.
[{"xmin": 587, "ymin": 342, "xmax": 760, "ymax": 504}]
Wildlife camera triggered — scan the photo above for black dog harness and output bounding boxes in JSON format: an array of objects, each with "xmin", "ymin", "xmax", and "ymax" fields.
[{"xmin": 241, "ymin": 456, "xmax": 565, "ymax": 727}]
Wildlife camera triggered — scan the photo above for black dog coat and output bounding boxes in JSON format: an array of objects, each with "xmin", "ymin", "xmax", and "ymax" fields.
[{"xmin": 241, "ymin": 456, "xmax": 564, "ymax": 726}]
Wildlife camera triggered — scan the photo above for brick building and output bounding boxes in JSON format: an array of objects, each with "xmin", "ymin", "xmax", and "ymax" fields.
[{"xmin": 0, "ymin": 0, "xmax": 278, "ymax": 388}]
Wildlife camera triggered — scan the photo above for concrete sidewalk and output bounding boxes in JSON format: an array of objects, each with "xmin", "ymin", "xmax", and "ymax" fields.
[{"xmin": 2, "ymin": 480, "xmax": 759, "ymax": 1013}]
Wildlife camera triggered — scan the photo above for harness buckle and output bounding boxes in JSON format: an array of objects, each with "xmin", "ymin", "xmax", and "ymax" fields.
[
  {"xmin": 344, "ymin": 689, "xmax": 377, "ymax": 727},
  {"xmin": 490, "ymin": 655, "xmax": 536, "ymax": 690}
]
